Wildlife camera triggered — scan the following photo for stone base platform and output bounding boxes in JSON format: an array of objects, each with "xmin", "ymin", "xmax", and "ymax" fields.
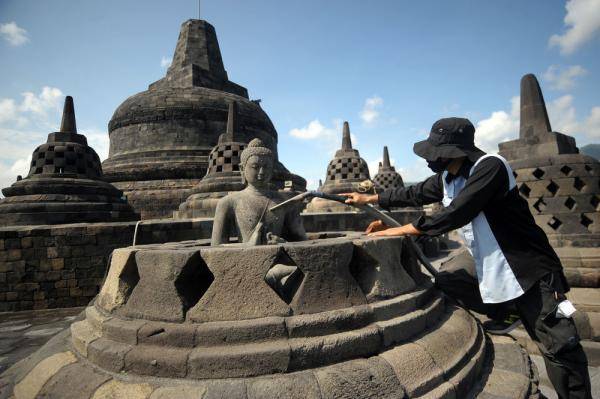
[
  {"xmin": 1, "ymin": 304, "xmax": 540, "ymax": 398},
  {"xmin": 1, "ymin": 234, "xmax": 540, "ymax": 398}
]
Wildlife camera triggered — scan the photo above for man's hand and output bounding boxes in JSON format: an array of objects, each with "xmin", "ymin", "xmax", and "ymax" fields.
[
  {"xmin": 368, "ymin": 223, "xmax": 422, "ymax": 237},
  {"xmin": 366, "ymin": 220, "xmax": 388, "ymax": 234},
  {"xmin": 341, "ymin": 192, "xmax": 378, "ymax": 206}
]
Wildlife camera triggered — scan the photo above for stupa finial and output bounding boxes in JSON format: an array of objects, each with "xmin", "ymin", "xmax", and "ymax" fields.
[
  {"xmin": 60, "ymin": 96, "xmax": 77, "ymax": 134},
  {"xmin": 341, "ymin": 121, "xmax": 352, "ymax": 150},
  {"xmin": 222, "ymin": 101, "xmax": 238, "ymax": 142},
  {"xmin": 382, "ymin": 146, "xmax": 391, "ymax": 168},
  {"xmin": 520, "ymin": 74, "xmax": 552, "ymax": 139}
]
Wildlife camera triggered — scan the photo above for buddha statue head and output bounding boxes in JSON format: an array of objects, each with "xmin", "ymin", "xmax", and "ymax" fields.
[{"xmin": 240, "ymin": 138, "xmax": 274, "ymax": 189}]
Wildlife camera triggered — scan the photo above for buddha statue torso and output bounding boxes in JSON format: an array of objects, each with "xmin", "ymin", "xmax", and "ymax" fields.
[{"xmin": 211, "ymin": 138, "xmax": 306, "ymax": 246}]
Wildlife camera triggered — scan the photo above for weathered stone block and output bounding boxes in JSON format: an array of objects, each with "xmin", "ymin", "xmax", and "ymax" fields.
[
  {"xmin": 188, "ymin": 340, "xmax": 291, "ymax": 378},
  {"xmin": 288, "ymin": 325, "xmax": 381, "ymax": 370},
  {"xmin": 125, "ymin": 345, "xmax": 189, "ymax": 378},
  {"xmin": 314, "ymin": 357, "xmax": 404, "ymax": 399},
  {"xmin": 195, "ymin": 316, "xmax": 287, "ymax": 346},
  {"xmin": 350, "ymin": 237, "xmax": 416, "ymax": 301},
  {"xmin": 138, "ymin": 322, "xmax": 196, "ymax": 347},
  {"xmin": 125, "ymin": 249, "xmax": 207, "ymax": 322},
  {"xmin": 103, "ymin": 317, "xmax": 145, "ymax": 345},
  {"xmin": 71, "ymin": 320, "xmax": 99, "ymax": 357},
  {"xmin": 187, "ymin": 246, "xmax": 289, "ymax": 322},
  {"xmin": 285, "ymin": 240, "xmax": 366, "ymax": 314},
  {"xmin": 380, "ymin": 343, "xmax": 445, "ymax": 397},
  {"xmin": 247, "ymin": 371, "xmax": 322, "ymax": 399},
  {"xmin": 96, "ymin": 248, "xmax": 138, "ymax": 312},
  {"xmin": 87, "ymin": 338, "xmax": 132, "ymax": 373}
]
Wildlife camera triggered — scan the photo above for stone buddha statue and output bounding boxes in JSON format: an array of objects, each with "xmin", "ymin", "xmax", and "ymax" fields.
[{"xmin": 211, "ymin": 138, "xmax": 307, "ymax": 246}]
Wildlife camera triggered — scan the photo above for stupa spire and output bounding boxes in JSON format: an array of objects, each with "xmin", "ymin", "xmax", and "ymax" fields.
[
  {"xmin": 520, "ymin": 74, "xmax": 552, "ymax": 139},
  {"xmin": 382, "ymin": 146, "xmax": 391, "ymax": 168},
  {"xmin": 60, "ymin": 96, "xmax": 77, "ymax": 134},
  {"xmin": 221, "ymin": 101, "xmax": 238, "ymax": 142},
  {"xmin": 169, "ymin": 19, "xmax": 226, "ymax": 78},
  {"xmin": 341, "ymin": 121, "xmax": 353, "ymax": 150}
]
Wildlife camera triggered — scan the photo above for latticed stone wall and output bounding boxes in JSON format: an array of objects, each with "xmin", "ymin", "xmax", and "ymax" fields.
[
  {"xmin": 512, "ymin": 155, "xmax": 599, "ymax": 243},
  {"xmin": 28, "ymin": 142, "xmax": 102, "ymax": 178},
  {"xmin": 373, "ymin": 172, "xmax": 403, "ymax": 191},
  {"xmin": 326, "ymin": 157, "xmax": 370, "ymax": 182},
  {"xmin": 207, "ymin": 142, "xmax": 246, "ymax": 174}
]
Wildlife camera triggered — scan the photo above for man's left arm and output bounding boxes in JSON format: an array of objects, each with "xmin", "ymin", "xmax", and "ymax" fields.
[{"xmin": 370, "ymin": 158, "xmax": 508, "ymax": 237}]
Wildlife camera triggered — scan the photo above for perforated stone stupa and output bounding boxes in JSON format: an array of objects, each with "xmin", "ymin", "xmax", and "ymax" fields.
[
  {"xmin": 498, "ymin": 74, "xmax": 600, "ymax": 287},
  {"xmin": 102, "ymin": 19, "xmax": 305, "ymax": 219},
  {"xmin": 175, "ymin": 101, "xmax": 247, "ymax": 218},
  {"xmin": 0, "ymin": 96, "xmax": 138, "ymax": 226},
  {"xmin": 306, "ymin": 121, "xmax": 371, "ymax": 213},
  {"xmin": 373, "ymin": 146, "xmax": 404, "ymax": 191}
]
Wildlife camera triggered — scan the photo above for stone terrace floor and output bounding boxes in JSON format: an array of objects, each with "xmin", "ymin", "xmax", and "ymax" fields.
[{"xmin": 0, "ymin": 235, "xmax": 597, "ymax": 398}]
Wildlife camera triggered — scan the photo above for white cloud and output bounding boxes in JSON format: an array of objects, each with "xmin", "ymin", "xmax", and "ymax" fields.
[
  {"xmin": 289, "ymin": 119, "xmax": 338, "ymax": 140},
  {"xmin": 160, "ymin": 56, "xmax": 172, "ymax": 68},
  {"xmin": 549, "ymin": 0, "xmax": 600, "ymax": 55},
  {"xmin": 546, "ymin": 95, "xmax": 600, "ymax": 139},
  {"xmin": 542, "ymin": 65, "xmax": 587, "ymax": 90},
  {"xmin": 474, "ymin": 96, "xmax": 520, "ymax": 153},
  {"xmin": 0, "ymin": 22, "xmax": 29, "ymax": 46},
  {"xmin": 397, "ymin": 158, "xmax": 434, "ymax": 183},
  {"xmin": 548, "ymin": 94, "xmax": 579, "ymax": 133},
  {"xmin": 19, "ymin": 87, "xmax": 63, "ymax": 117},
  {"xmin": 359, "ymin": 96, "xmax": 383, "ymax": 125},
  {"xmin": 83, "ymin": 128, "xmax": 110, "ymax": 161},
  {"xmin": 583, "ymin": 106, "xmax": 600, "ymax": 139}
]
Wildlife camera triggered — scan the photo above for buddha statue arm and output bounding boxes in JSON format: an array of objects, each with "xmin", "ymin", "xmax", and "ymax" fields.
[{"xmin": 211, "ymin": 198, "xmax": 234, "ymax": 245}]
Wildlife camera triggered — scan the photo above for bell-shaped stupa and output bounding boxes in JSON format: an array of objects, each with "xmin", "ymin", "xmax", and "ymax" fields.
[
  {"xmin": 102, "ymin": 19, "xmax": 305, "ymax": 219},
  {"xmin": 305, "ymin": 122, "xmax": 371, "ymax": 213},
  {"xmin": 175, "ymin": 101, "xmax": 247, "ymax": 218},
  {"xmin": 499, "ymin": 74, "xmax": 600, "ymax": 353},
  {"xmin": 0, "ymin": 97, "xmax": 138, "ymax": 226},
  {"xmin": 373, "ymin": 146, "xmax": 404, "ymax": 191}
]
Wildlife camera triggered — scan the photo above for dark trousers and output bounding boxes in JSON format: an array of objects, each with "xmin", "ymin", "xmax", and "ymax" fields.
[{"xmin": 436, "ymin": 250, "xmax": 592, "ymax": 399}]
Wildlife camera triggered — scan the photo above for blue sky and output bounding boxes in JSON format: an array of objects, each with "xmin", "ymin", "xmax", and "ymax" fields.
[{"xmin": 1, "ymin": 0, "xmax": 599, "ymax": 191}]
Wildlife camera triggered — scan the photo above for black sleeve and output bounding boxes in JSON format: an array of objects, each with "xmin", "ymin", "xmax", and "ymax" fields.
[
  {"xmin": 378, "ymin": 174, "xmax": 443, "ymax": 209},
  {"xmin": 414, "ymin": 157, "xmax": 509, "ymax": 236}
]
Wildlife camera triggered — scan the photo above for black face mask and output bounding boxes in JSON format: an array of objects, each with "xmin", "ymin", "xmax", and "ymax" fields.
[{"xmin": 427, "ymin": 159, "xmax": 451, "ymax": 173}]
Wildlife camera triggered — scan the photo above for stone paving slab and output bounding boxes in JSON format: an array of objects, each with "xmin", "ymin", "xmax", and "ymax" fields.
[{"xmin": 0, "ymin": 307, "xmax": 83, "ymax": 374}]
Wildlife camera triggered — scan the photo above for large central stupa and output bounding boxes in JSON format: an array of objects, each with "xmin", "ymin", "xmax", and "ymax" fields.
[{"xmin": 102, "ymin": 19, "xmax": 305, "ymax": 219}]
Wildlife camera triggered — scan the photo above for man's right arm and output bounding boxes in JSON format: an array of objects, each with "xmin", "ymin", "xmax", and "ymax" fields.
[{"xmin": 378, "ymin": 174, "xmax": 444, "ymax": 209}]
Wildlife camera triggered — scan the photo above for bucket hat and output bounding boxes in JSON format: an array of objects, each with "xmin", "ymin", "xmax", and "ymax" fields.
[{"xmin": 413, "ymin": 117, "xmax": 484, "ymax": 162}]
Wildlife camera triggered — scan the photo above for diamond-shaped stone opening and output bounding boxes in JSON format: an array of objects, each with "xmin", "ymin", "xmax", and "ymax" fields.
[
  {"xmin": 592, "ymin": 196, "xmax": 600, "ymax": 210},
  {"xmin": 533, "ymin": 198, "xmax": 547, "ymax": 213},
  {"xmin": 574, "ymin": 177, "xmax": 586, "ymax": 192},
  {"xmin": 564, "ymin": 197, "xmax": 576, "ymax": 210},
  {"xmin": 519, "ymin": 183, "xmax": 531, "ymax": 198},
  {"xmin": 546, "ymin": 181, "xmax": 559, "ymax": 196},
  {"xmin": 581, "ymin": 214, "xmax": 593, "ymax": 230},
  {"xmin": 532, "ymin": 168, "xmax": 545, "ymax": 179},
  {"xmin": 175, "ymin": 253, "xmax": 214, "ymax": 312},
  {"xmin": 548, "ymin": 216, "xmax": 562, "ymax": 231},
  {"xmin": 560, "ymin": 165, "xmax": 573, "ymax": 176},
  {"xmin": 584, "ymin": 164, "xmax": 592, "ymax": 173},
  {"xmin": 264, "ymin": 251, "xmax": 303, "ymax": 305},
  {"xmin": 548, "ymin": 216, "xmax": 562, "ymax": 230}
]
